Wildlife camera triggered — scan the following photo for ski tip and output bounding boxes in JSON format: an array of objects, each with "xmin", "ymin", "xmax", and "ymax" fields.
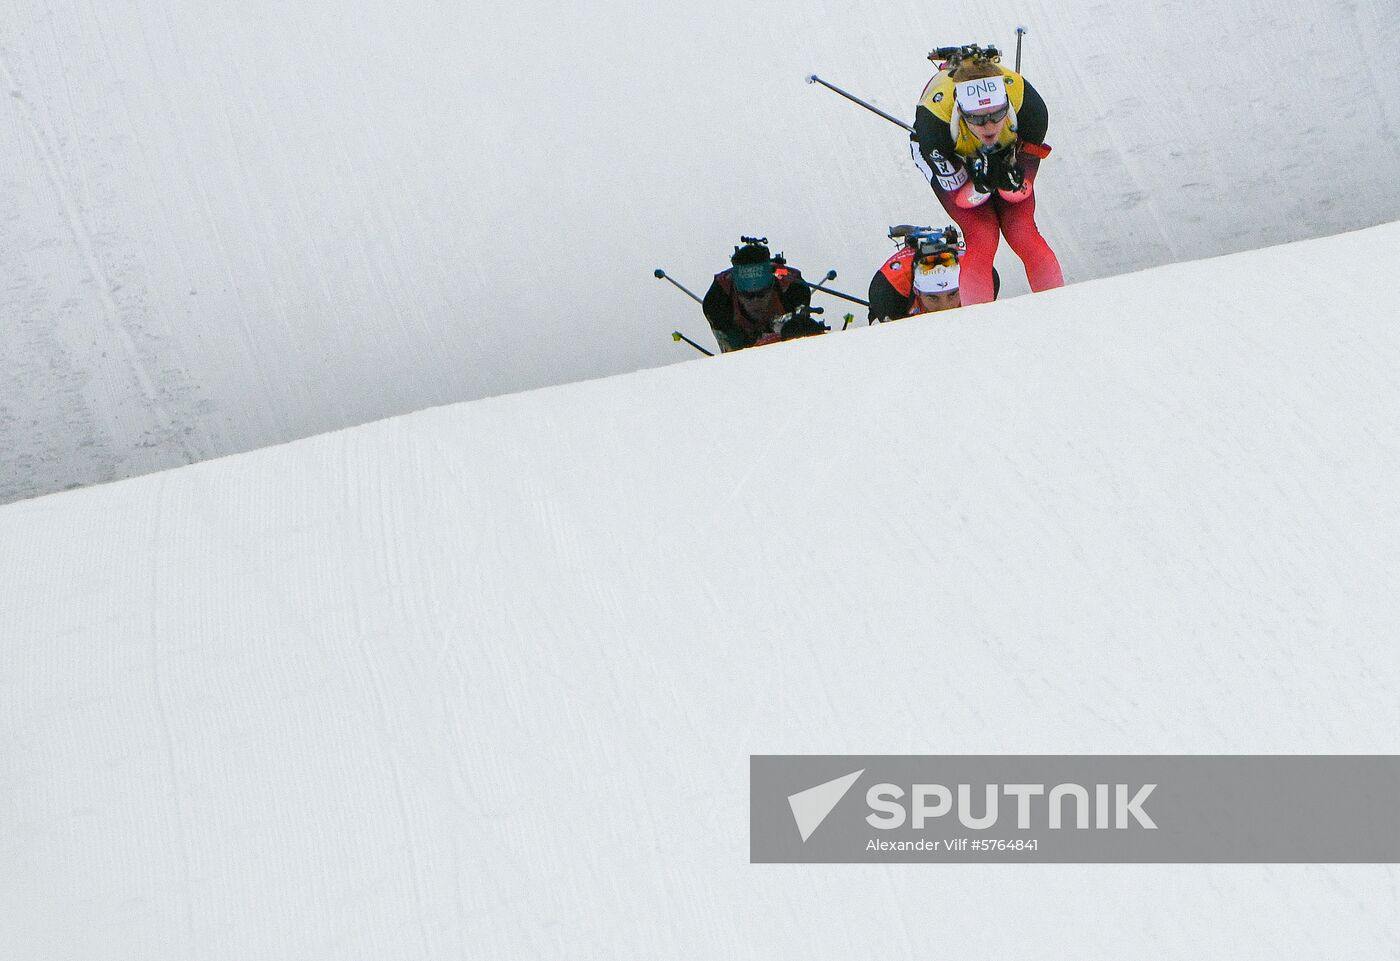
[
  {"xmin": 654, "ymin": 268, "xmax": 665, "ymax": 278},
  {"xmin": 805, "ymin": 74, "xmax": 818, "ymax": 84}
]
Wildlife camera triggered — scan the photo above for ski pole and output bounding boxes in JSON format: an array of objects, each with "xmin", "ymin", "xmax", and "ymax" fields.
[
  {"xmin": 671, "ymin": 331, "xmax": 714, "ymax": 356},
  {"xmin": 809, "ymin": 269, "xmax": 870, "ymax": 307},
  {"xmin": 1015, "ymin": 26, "xmax": 1027, "ymax": 73},
  {"xmin": 654, "ymin": 268, "xmax": 704, "ymax": 305},
  {"xmin": 656, "ymin": 271, "xmax": 717, "ymax": 356},
  {"xmin": 805, "ymin": 74, "xmax": 914, "ymax": 134}
]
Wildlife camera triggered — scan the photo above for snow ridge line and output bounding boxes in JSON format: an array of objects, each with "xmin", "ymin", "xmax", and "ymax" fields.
[{"xmin": 0, "ymin": 48, "xmax": 180, "ymax": 447}]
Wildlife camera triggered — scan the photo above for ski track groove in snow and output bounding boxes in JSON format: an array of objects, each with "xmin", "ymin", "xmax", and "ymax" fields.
[
  {"xmin": 0, "ymin": 44, "xmax": 175, "ymax": 441},
  {"xmin": 145, "ymin": 473, "xmax": 196, "ymax": 954}
]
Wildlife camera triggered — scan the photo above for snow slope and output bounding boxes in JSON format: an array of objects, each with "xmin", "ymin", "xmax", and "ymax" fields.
[
  {"xmin": 3, "ymin": 223, "xmax": 1399, "ymax": 960},
  {"xmin": 5, "ymin": 0, "xmax": 1400, "ymax": 502}
]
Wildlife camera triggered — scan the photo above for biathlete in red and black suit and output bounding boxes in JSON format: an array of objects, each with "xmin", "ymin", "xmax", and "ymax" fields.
[{"xmin": 868, "ymin": 225, "xmax": 1001, "ymax": 323}]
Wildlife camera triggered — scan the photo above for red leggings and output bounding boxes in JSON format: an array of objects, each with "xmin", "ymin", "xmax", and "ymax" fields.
[{"xmin": 936, "ymin": 159, "xmax": 1063, "ymax": 306}]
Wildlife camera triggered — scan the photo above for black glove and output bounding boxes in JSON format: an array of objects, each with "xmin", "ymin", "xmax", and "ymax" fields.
[
  {"xmin": 992, "ymin": 145, "xmax": 1025, "ymax": 191},
  {"xmin": 776, "ymin": 306, "xmax": 828, "ymax": 341},
  {"xmin": 780, "ymin": 315, "xmax": 828, "ymax": 340},
  {"xmin": 966, "ymin": 153, "xmax": 994, "ymax": 193}
]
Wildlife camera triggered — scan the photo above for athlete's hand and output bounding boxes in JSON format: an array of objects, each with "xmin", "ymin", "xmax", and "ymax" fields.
[
  {"xmin": 996, "ymin": 159, "xmax": 1025, "ymax": 192},
  {"xmin": 967, "ymin": 154, "xmax": 994, "ymax": 193}
]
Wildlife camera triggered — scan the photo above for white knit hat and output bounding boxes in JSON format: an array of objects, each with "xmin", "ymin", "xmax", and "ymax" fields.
[
  {"xmin": 913, "ymin": 261, "xmax": 960, "ymax": 294},
  {"xmin": 954, "ymin": 75, "xmax": 1008, "ymax": 114}
]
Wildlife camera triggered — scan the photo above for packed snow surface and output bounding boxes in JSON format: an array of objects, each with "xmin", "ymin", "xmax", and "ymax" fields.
[
  {"xmin": 3, "ymin": 223, "xmax": 1399, "ymax": 959},
  {"xmin": 4, "ymin": 0, "xmax": 1400, "ymax": 501}
]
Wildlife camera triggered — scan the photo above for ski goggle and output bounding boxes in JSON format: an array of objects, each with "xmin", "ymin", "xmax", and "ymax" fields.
[
  {"xmin": 963, "ymin": 104, "xmax": 1009, "ymax": 126},
  {"xmin": 915, "ymin": 248, "xmax": 959, "ymax": 269},
  {"xmin": 732, "ymin": 262, "xmax": 776, "ymax": 294}
]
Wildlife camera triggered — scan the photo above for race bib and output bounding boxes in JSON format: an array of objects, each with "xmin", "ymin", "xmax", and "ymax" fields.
[{"xmin": 911, "ymin": 144, "xmax": 967, "ymax": 192}]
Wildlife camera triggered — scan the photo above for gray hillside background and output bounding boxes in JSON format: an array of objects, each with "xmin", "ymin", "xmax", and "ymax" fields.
[{"xmin": 3, "ymin": 0, "xmax": 1398, "ymax": 502}]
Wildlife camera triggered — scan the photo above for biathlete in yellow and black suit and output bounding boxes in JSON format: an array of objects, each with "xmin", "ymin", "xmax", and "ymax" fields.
[{"xmin": 912, "ymin": 59, "xmax": 1064, "ymax": 305}]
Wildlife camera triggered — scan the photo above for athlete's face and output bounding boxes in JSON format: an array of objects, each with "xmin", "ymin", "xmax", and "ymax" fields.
[
  {"xmin": 913, "ymin": 289, "xmax": 961, "ymax": 314},
  {"xmin": 964, "ymin": 105, "xmax": 1009, "ymax": 146},
  {"xmin": 736, "ymin": 287, "xmax": 773, "ymax": 315}
]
